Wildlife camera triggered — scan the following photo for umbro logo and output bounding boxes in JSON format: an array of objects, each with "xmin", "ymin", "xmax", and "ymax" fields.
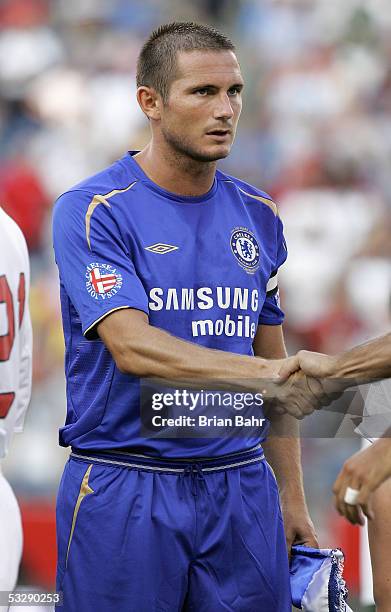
[{"xmin": 145, "ymin": 243, "xmax": 179, "ymax": 254}]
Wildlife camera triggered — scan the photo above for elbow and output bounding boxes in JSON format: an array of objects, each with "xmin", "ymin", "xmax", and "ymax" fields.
[
  {"xmin": 97, "ymin": 309, "xmax": 156, "ymax": 376},
  {"xmin": 113, "ymin": 340, "xmax": 155, "ymax": 378},
  {"xmin": 115, "ymin": 355, "xmax": 150, "ymax": 377},
  {"xmin": 115, "ymin": 353, "xmax": 133, "ymax": 375}
]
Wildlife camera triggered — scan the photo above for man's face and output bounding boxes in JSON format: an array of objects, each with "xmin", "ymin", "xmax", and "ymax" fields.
[{"xmin": 159, "ymin": 49, "xmax": 243, "ymax": 162}]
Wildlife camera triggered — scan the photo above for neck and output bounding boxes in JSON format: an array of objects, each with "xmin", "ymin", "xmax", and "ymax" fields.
[{"xmin": 134, "ymin": 139, "xmax": 217, "ymax": 196}]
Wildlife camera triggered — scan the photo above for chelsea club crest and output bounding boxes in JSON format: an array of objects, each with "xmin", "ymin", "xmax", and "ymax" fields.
[{"xmin": 230, "ymin": 227, "xmax": 260, "ymax": 274}]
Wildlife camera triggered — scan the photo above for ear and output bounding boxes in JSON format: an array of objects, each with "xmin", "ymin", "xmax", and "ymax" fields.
[{"xmin": 137, "ymin": 86, "xmax": 162, "ymax": 121}]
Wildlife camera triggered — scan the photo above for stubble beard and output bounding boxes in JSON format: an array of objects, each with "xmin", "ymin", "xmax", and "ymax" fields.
[{"xmin": 161, "ymin": 125, "xmax": 231, "ymax": 164}]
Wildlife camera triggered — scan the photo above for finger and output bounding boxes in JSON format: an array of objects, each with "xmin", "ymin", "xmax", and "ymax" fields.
[
  {"xmin": 300, "ymin": 534, "xmax": 319, "ymax": 549},
  {"xmin": 278, "ymin": 376, "xmax": 320, "ymax": 417},
  {"xmin": 338, "ymin": 474, "xmax": 364, "ymax": 525},
  {"xmin": 335, "ymin": 485, "xmax": 360, "ymax": 524},
  {"xmin": 357, "ymin": 487, "xmax": 375, "ymax": 521},
  {"xmin": 293, "ymin": 394, "xmax": 317, "ymax": 417},
  {"xmin": 264, "ymin": 400, "xmax": 285, "ymax": 417},
  {"xmin": 357, "ymin": 506, "xmax": 367, "ymax": 525},
  {"xmin": 283, "ymin": 403, "xmax": 306, "ymax": 419},
  {"xmin": 321, "ymin": 379, "xmax": 346, "ymax": 399},
  {"xmin": 297, "ymin": 377, "xmax": 323, "ymax": 407},
  {"xmin": 306, "ymin": 377, "xmax": 342, "ymax": 408},
  {"xmin": 278, "ymin": 356, "xmax": 300, "ymax": 381},
  {"xmin": 333, "ymin": 460, "xmax": 356, "ymax": 500},
  {"xmin": 319, "ymin": 393, "xmax": 336, "ymax": 407},
  {"xmin": 285, "ymin": 535, "xmax": 294, "ymax": 560},
  {"xmin": 273, "ymin": 405, "xmax": 286, "ymax": 415},
  {"xmin": 297, "ymin": 395, "xmax": 319, "ymax": 418},
  {"xmin": 305, "ymin": 376, "xmax": 324, "ymax": 403},
  {"xmin": 332, "ymin": 469, "xmax": 345, "ymax": 498},
  {"xmin": 300, "ymin": 398, "xmax": 317, "ymax": 416},
  {"xmin": 343, "ymin": 502, "xmax": 363, "ymax": 526},
  {"xmin": 298, "ymin": 350, "xmax": 337, "ymax": 379},
  {"xmin": 296, "ymin": 350, "xmax": 325, "ymax": 378},
  {"xmin": 334, "ymin": 489, "xmax": 345, "ymax": 519},
  {"xmin": 334, "ymin": 472, "xmax": 351, "ymax": 519},
  {"xmin": 339, "ymin": 485, "xmax": 360, "ymax": 524}
]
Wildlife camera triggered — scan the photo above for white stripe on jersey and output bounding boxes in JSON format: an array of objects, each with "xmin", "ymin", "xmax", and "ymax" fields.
[
  {"xmin": 266, "ymin": 273, "xmax": 278, "ymax": 293},
  {"xmin": 0, "ymin": 208, "xmax": 32, "ymax": 459}
]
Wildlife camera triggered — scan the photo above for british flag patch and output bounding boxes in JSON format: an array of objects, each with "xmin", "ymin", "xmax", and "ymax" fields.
[{"xmin": 85, "ymin": 262, "xmax": 122, "ymax": 300}]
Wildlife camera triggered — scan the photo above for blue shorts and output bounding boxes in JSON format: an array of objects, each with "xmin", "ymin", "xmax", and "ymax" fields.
[{"xmin": 56, "ymin": 446, "xmax": 291, "ymax": 611}]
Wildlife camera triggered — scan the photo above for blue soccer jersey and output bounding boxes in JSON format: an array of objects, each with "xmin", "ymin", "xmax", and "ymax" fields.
[{"xmin": 52, "ymin": 152, "xmax": 287, "ymax": 457}]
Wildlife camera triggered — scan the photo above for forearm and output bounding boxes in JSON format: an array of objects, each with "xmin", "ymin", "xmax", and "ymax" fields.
[
  {"xmin": 98, "ymin": 313, "xmax": 278, "ymax": 390},
  {"xmin": 263, "ymin": 414, "xmax": 306, "ymax": 500},
  {"xmin": 126, "ymin": 325, "xmax": 265, "ymax": 381},
  {"xmin": 253, "ymin": 325, "xmax": 306, "ymax": 500},
  {"xmin": 331, "ymin": 333, "xmax": 391, "ymax": 383}
]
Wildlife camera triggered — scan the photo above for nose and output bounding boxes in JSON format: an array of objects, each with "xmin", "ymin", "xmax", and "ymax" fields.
[{"xmin": 213, "ymin": 93, "xmax": 234, "ymax": 121}]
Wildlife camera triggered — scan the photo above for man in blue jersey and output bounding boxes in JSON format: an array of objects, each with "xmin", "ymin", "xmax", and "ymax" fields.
[{"xmin": 53, "ymin": 22, "xmax": 319, "ymax": 611}]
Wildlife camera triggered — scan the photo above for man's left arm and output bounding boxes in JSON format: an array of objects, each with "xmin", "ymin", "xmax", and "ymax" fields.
[{"xmin": 253, "ymin": 324, "xmax": 318, "ymax": 554}]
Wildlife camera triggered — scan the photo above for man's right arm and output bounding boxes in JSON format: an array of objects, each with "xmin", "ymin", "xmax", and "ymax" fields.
[
  {"xmin": 52, "ymin": 191, "xmax": 297, "ymax": 396},
  {"xmin": 281, "ymin": 333, "xmax": 391, "ymax": 385},
  {"xmin": 325, "ymin": 333, "xmax": 391, "ymax": 383},
  {"xmin": 97, "ymin": 308, "xmax": 296, "ymax": 391},
  {"xmin": 275, "ymin": 333, "xmax": 391, "ymax": 421}
]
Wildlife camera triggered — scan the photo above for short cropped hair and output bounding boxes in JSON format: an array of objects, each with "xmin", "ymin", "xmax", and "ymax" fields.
[{"xmin": 136, "ymin": 21, "xmax": 235, "ymax": 102}]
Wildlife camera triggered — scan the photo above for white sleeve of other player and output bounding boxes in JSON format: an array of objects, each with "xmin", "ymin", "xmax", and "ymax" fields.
[
  {"xmin": 13, "ymin": 234, "xmax": 32, "ymax": 432},
  {"xmin": 0, "ymin": 209, "xmax": 33, "ymax": 454}
]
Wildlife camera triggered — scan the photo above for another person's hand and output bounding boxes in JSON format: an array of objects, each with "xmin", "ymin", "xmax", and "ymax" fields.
[
  {"xmin": 256, "ymin": 355, "xmax": 308, "ymax": 416},
  {"xmin": 259, "ymin": 355, "xmax": 300, "ymax": 380},
  {"xmin": 333, "ymin": 437, "xmax": 391, "ymax": 525},
  {"xmin": 276, "ymin": 351, "xmax": 348, "ymax": 418},
  {"xmin": 263, "ymin": 370, "xmax": 326, "ymax": 419},
  {"xmin": 281, "ymin": 370, "xmax": 325, "ymax": 419},
  {"xmin": 278, "ymin": 350, "xmax": 338, "ymax": 380}
]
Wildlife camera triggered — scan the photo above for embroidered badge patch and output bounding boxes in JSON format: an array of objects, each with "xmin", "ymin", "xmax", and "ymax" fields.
[
  {"xmin": 230, "ymin": 228, "xmax": 260, "ymax": 274},
  {"xmin": 85, "ymin": 262, "xmax": 122, "ymax": 300}
]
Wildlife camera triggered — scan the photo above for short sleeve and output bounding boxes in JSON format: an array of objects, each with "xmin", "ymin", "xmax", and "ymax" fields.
[
  {"xmin": 14, "ymin": 227, "xmax": 32, "ymax": 431},
  {"xmin": 258, "ymin": 215, "xmax": 287, "ymax": 326},
  {"xmin": 52, "ymin": 190, "xmax": 149, "ymax": 339}
]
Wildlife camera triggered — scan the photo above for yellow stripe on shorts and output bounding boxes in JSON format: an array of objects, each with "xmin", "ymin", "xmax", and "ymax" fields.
[{"xmin": 65, "ymin": 463, "xmax": 94, "ymax": 567}]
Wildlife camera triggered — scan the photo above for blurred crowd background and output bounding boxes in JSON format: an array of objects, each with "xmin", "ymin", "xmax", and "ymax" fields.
[{"xmin": 2, "ymin": 0, "xmax": 391, "ymax": 608}]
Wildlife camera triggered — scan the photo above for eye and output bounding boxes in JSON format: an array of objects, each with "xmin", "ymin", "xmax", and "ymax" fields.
[
  {"xmin": 195, "ymin": 88, "xmax": 210, "ymax": 96},
  {"xmin": 228, "ymin": 86, "xmax": 241, "ymax": 96}
]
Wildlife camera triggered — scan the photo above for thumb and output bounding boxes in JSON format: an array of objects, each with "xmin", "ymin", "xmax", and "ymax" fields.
[{"xmin": 278, "ymin": 355, "xmax": 300, "ymax": 381}]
